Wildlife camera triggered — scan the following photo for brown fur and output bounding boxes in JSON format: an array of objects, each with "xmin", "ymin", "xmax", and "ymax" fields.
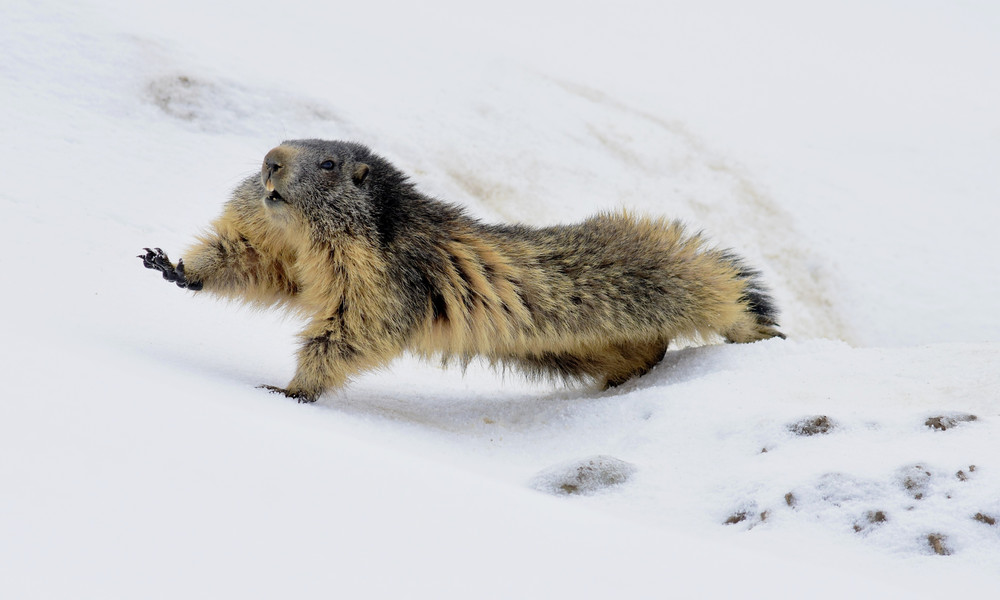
[{"xmin": 141, "ymin": 139, "xmax": 784, "ymax": 401}]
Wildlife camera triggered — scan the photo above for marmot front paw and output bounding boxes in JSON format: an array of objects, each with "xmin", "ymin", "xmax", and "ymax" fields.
[{"xmin": 139, "ymin": 247, "xmax": 203, "ymax": 290}]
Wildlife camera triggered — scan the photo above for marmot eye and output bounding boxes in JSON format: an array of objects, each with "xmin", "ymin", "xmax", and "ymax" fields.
[{"xmin": 320, "ymin": 160, "xmax": 336, "ymax": 170}]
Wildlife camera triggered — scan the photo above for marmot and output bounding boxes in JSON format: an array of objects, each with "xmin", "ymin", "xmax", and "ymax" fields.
[{"xmin": 140, "ymin": 139, "xmax": 784, "ymax": 402}]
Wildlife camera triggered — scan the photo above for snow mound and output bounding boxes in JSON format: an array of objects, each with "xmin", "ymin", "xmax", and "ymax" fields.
[{"xmin": 530, "ymin": 456, "xmax": 638, "ymax": 496}]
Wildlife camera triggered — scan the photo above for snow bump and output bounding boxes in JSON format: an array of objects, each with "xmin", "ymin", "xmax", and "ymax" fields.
[{"xmin": 530, "ymin": 455, "xmax": 637, "ymax": 496}]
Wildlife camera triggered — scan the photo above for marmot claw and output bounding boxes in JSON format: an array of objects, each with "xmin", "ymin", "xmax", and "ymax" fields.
[
  {"xmin": 138, "ymin": 247, "xmax": 202, "ymax": 290},
  {"xmin": 258, "ymin": 384, "xmax": 317, "ymax": 403}
]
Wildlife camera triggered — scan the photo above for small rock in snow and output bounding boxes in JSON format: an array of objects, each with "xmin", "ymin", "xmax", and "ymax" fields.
[
  {"xmin": 899, "ymin": 465, "xmax": 933, "ymax": 500},
  {"xmin": 853, "ymin": 510, "xmax": 888, "ymax": 533},
  {"xmin": 723, "ymin": 501, "xmax": 768, "ymax": 527},
  {"xmin": 973, "ymin": 513, "xmax": 996, "ymax": 526},
  {"xmin": 530, "ymin": 455, "xmax": 636, "ymax": 496},
  {"xmin": 927, "ymin": 533, "xmax": 951, "ymax": 556},
  {"xmin": 924, "ymin": 413, "xmax": 978, "ymax": 431},
  {"xmin": 788, "ymin": 415, "xmax": 836, "ymax": 436}
]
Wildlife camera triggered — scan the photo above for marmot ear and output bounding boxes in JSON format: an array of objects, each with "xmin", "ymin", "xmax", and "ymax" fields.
[{"xmin": 353, "ymin": 163, "xmax": 370, "ymax": 185}]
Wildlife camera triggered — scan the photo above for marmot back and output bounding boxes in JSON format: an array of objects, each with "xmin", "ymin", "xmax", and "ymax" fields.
[{"xmin": 140, "ymin": 139, "xmax": 784, "ymax": 402}]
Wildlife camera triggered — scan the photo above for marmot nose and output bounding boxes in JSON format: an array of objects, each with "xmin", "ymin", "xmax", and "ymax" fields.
[
  {"xmin": 263, "ymin": 148, "xmax": 286, "ymax": 175},
  {"xmin": 262, "ymin": 146, "xmax": 292, "ymax": 191}
]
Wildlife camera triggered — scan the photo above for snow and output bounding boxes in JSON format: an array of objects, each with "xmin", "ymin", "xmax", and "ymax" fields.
[{"xmin": 2, "ymin": 0, "xmax": 999, "ymax": 597}]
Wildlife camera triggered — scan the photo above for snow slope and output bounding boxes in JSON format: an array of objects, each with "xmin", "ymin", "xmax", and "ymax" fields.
[{"xmin": 2, "ymin": 0, "xmax": 998, "ymax": 597}]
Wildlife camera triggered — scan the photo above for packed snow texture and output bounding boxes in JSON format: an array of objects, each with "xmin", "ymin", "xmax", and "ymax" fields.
[{"xmin": 2, "ymin": 0, "xmax": 998, "ymax": 598}]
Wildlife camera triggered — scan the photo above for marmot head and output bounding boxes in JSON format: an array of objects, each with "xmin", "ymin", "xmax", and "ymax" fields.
[{"xmin": 260, "ymin": 139, "xmax": 376, "ymax": 235}]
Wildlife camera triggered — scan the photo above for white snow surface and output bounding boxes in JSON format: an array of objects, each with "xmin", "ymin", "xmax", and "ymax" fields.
[{"xmin": 2, "ymin": 0, "xmax": 999, "ymax": 597}]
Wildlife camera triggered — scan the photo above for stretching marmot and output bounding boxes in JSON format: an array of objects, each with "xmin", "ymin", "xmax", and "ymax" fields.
[{"xmin": 140, "ymin": 139, "xmax": 784, "ymax": 402}]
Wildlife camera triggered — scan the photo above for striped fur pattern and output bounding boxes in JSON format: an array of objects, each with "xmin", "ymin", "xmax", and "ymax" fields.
[{"xmin": 144, "ymin": 139, "xmax": 784, "ymax": 401}]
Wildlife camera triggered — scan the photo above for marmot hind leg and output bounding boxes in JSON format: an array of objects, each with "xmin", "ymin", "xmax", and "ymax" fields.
[
  {"xmin": 719, "ymin": 252, "xmax": 786, "ymax": 344},
  {"xmin": 510, "ymin": 338, "xmax": 669, "ymax": 389},
  {"xmin": 724, "ymin": 319, "xmax": 786, "ymax": 344},
  {"xmin": 596, "ymin": 339, "xmax": 670, "ymax": 389}
]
